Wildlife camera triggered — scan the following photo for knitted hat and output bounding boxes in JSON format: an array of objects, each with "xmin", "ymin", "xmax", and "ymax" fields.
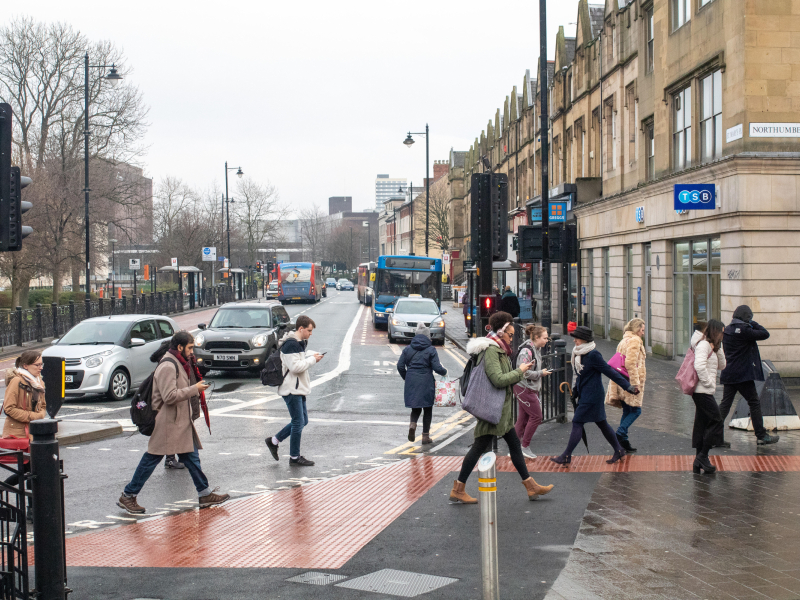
[{"xmin": 416, "ymin": 323, "xmax": 431, "ymax": 339}]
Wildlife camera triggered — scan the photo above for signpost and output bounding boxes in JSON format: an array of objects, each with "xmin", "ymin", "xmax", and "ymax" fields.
[
  {"xmin": 202, "ymin": 247, "xmax": 217, "ymax": 287},
  {"xmin": 171, "ymin": 257, "xmax": 178, "ymax": 268},
  {"xmin": 129, "ymin": 259, "xmax": 140, "ymax": 296}
]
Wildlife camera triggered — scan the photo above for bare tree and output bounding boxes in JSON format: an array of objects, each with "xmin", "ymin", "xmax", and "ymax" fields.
[
  {"xmin": 232, "ymin": 177, "xmax": 287, "ymax": 267},
  {"xmin": 298, "ymin": 204, "xmax": 329, "ymax": 264},
  {"xmin": 414, "ymin": 179, "xmax": 451, "ymax": 253}
]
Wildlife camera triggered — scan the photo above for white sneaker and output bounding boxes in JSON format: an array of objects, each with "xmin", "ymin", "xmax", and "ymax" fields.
[
  {"xmin": 465, "ymin": 328, "xmax": 469, "ymax": 333},
  {"xmin": 521, "ymin": 446, "xmax": 537, "ymax": 459}
]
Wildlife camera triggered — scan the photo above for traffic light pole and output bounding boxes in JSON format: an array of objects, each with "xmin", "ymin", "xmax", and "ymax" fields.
[{"xmin": 539, "ymin": 0, "xmax": 552, "ymax": 331}]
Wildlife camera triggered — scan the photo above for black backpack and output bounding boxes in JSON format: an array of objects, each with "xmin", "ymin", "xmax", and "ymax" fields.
[
  {"xmin": 130, "ymin": 361, "xmax": 176, "ymax": 436},
  {"xmin": 459, "ymin": 355, "xmax": 479, "ymax": 397},
  {"xmin": 260, "ymin": 349, "xmax": 287, "ymax": 387}
]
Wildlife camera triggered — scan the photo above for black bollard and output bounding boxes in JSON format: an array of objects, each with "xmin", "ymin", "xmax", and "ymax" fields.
[{"xmin": 30, "ymin": 419, "xmax": 66, "ymax": 600}]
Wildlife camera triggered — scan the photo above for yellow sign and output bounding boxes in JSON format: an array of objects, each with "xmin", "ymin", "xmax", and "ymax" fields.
[
  {"xmin": 370, "ymin": 273, "xmax": 376, "ymax": 282},
  {"xmin": 441, "ymin": 274, "xmax": 447, "ymax": 283}
]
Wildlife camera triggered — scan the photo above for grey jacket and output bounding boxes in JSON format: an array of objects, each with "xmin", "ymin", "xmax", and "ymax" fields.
[{"xmin": 514, "ymin": 341, "xmax": 545, "ymax": 393}]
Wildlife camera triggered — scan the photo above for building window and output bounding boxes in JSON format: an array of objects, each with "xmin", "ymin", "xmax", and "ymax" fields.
[
  {"xmin": 672, "ymin": 0, "xmax": 690, "ymax": 30},
  {"xmin": 700, "ymin": 0, "xmax": 713, "ymax": 6},
  {"xmin": 606, "ymin": 99, "xmax": 617, "ymax": 170},
  {"xmin": 674, "ymin": 238, "xmax": 721, "ymax": 354},
  {"xmin": 645, "ymin": 120, "xmax": 655, "ymax": 180},
  {"xmin": 673, "ymin": 86, "xmax": 692, "ymax": 171},
  {"xmin": 627, "ymin": 85, "xmax": 637, "ymax": 165},
  {"xmin": 626, "ymin": 245, "xmax": 635, "ymax": 321},
  {"xmin": 646, "ymin": 8, "xmax": 654, "ymax": 73},
  {"xmin": 581, "ymin": 125, "xmax": 586, "ymax": 177},
  {"xmin": 701, "ymin": 70, "xmax": 722, "ymax": 162}
]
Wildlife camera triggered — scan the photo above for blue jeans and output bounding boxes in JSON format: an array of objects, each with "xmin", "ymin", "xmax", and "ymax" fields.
[
  {"xmin": 276, "ymin": 394, "xmax": 308, "ymax": 457},
  {"xmin": 616, "ymin": 403, "xmax": 642, "ymax": 440},
  {"xmin": 124, "ymin": 446, "xmax": 211, "ymax": 498}
]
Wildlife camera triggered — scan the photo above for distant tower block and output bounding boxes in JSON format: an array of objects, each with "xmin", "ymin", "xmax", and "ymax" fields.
[{"xmin": 730, "ymin": 361, "xmax": 800, "ymax": 431}]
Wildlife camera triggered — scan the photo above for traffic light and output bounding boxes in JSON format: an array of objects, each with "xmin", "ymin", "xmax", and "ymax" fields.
[
  {"xmin": 518, "ymin": 224, "xmax": 578, "ymax": 263},
  {"xmin": 479, "ymin": 294, "xmax": 496, "ymax": 318},
  {"xmin": 471, "ymin": 172, "xmax": 508, "ymax": 262},
  {"xmin": 0, "ymin": 104, "xmax": 32, "ymax": 252},
  {"xmin": 489, "ymin": 173, "xmax": 508, "ymax": 261},
  {"xmin": 256, "ymin": 260, "xmax": 262, "ymax": 272},
  {"xmin": 470, "ymin": 173, "xmax": 491, "ymax": 261}
]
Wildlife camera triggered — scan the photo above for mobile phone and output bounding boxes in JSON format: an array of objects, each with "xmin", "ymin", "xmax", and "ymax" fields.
[{"xmin": 320, "ymin": 352, "xmax": 328, "ymax": 356}]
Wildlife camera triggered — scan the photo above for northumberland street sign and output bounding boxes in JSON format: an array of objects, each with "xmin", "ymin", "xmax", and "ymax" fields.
[{"xmin": 674, "ymin": 184, "xmax": 715, "ymax": 210}]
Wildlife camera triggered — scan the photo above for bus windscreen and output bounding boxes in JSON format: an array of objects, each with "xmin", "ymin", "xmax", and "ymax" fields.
[{"xmin": 374, "ymin": 269, "xmax": 440, "ymax": 304}]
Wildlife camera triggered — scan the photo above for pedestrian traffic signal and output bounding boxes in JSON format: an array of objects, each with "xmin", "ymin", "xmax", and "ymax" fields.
[
  {"xmin": 0, "ymin": 103, "xmax": 33, "ymax": 252},
  {"xmin": 518, "ymin": 224, "xmax": 578, "ymax": 263},
  {"xmin": 479, "ymin": 295, "xmax": 495, "ymax": 318},
  {"xmin": 489, "ymin": 172, "xmax": 508, "ymax": 261},
  {"xmin": 470, "ymin": 172, "xmax": 508, "ymax": 262}
]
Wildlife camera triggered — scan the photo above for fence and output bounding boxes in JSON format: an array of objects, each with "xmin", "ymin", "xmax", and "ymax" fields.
[
  {"xmin": 0, "ymin": 283, "xmax": 258, "ymax": 349},
  {"xmin": 538, "ymin": 337, "xmax": 570, "ymax": 424},
  {"xmin": 0, "ymin": 450, "xmax": 30, "ymax": 599}
]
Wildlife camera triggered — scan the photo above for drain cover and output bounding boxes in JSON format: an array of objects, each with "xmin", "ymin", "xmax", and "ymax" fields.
[
  {"xmin": 335, "ymin": 569, "xmax": 457, "ymax": 597},
  {"xmin": 285, "ymin": 571, "xmax": 347, "ymax": 585}
]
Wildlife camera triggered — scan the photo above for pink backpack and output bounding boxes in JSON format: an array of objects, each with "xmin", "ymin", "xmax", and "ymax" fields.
[{"xmin": 676, "ymin": 346, "xmax": 700, "ymax": 395}]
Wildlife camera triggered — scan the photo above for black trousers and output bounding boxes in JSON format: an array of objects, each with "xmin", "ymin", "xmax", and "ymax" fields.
[
  {"xmin": 719, "ymin": 381, "xmax": 766, "ymax": 438},
  {"xmin": 691, "ymin": 393, "xmax": 724, "ymax": 453},
  {"xmin": 410, "ymin": 407, "xmax": 433, "ymax": 434},
  {"xmin": 457, "ymin": 429, "xmax": 529, "ymax": 484}
]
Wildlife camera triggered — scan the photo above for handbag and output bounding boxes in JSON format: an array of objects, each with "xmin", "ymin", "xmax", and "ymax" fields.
[
  {"xmin": 0, "ymin": 434, "xmax": 30, "ymax": 465},
  {"xmin": 607, "ymin": 352, "xmax": 629, "ymax": 379},
  {"xmin": 461, "ymin": 354, "xmax": 506, "ymax": 424},
  {"xmin": 434, "ymin": 374, "xmax": 458, "ymax": 407}
]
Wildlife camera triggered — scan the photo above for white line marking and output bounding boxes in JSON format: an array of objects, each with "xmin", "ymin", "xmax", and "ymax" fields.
[{"xmin": 428, "ymin": 422, "xmax": 476, "ymax": 452}]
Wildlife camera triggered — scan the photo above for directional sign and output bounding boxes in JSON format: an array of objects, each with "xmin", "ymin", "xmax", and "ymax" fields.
[
  {"xmin": 463, "ymin": 260, "xmax": 476, "ymax": 270},
  {"xmin": 202, "ymin": 247, "xmax": 217, "ymax": 262},
  {"xmin": 549, "ymin": 202, "xmax": 567, "ymax": 223},
  {"xmin": 674, "ymin": 184, "xmax": 715, "ymax": 210},
  {"xmin": 129, "ymin": 259, "xmax": 141, "ymax": 271}
]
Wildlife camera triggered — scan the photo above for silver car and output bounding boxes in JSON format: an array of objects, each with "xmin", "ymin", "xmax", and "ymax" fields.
[
  {"xmin": 42, "ymin": 314, "xmax": 180, "ymax": 401},
  {"xmin": 387, "ymin": 297, "xmax": 446, "ymax": 345}
]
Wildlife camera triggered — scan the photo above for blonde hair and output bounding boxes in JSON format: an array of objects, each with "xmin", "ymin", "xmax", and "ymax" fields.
[
  {"xmin": 524, "ymin": 324, "xmax": 548, "ymax": 340},
  {"xmin": 624, "ymin": 318, "xmax": 645, "ymax": 334}
]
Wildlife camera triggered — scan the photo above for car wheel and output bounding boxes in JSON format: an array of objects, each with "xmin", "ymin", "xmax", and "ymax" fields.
[{"xmin": 107, "ymin": 368, "xmax": 130, "ymax": 401}]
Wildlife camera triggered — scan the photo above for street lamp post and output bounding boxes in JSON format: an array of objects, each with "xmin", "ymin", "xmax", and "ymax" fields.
[
  {"xmin": 222, "ymin": 163, "xmax": 242, "ymax": 291},
  {"xmin": 403, "ymin": 125, "xmax": 430, "ymax": 256},
  {"xmin": 84, "ymin": 54, "xmax": 122, "ymax": 299},
  {"xmin": 363, "ymin": 220, "xmax": 371, "ymax": 263},
  {"xmin": 109, "ymin": 238, "xmax": 117, "ymax": 298}
]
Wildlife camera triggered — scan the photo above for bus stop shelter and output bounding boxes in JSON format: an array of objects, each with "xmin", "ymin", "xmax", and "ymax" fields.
[
  {"xmin": 218, "ymin": 268, "xmax": 246, "ymax": 300},
  {"xmin": 159, "ymin": 265, "xmax": 202, "ymax": 309}
]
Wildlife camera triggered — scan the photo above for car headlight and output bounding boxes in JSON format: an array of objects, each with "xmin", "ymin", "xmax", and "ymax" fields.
[
  {"xmin": 84, "ymin": 350, "xmax": 113, "ymax": 369},
  {"xmin": 392, "ymin": 319, "xmax": 407, "ymax": 327},
  {"xmin": 251, "ymin": 333, "xmax": 268, "ymax": 348},
  {"xmin": 194, "ymin": 333, "xmax": 205, "ymax": 347}
]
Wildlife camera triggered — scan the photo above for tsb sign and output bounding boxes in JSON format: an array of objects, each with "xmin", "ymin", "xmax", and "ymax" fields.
[{"xmin": 674, "ymin": 184, "xmax": 716, "ymax": 210}]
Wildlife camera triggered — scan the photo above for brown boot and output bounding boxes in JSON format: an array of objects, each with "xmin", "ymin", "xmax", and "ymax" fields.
[
  {"xmin": 522, "ymin": 477, "xmax": 554, "ymax": 500},
  {"xmin": 199, "ymin": 489, "xmax": 231, "ymax": 508},
  {"xmin": 421, "ymin": 433, "xmax": 433, "ymax": 445},
  {"xmin": 117, "ymin": 494, "xmax": 145, "ymax": 514},
  {"xmin": 408, "ymin": 422, "xmax": 417, "ymax": 442},
  {"xmin": 449, "ymin": 480, "xmax": 478, "ymax": 504}
]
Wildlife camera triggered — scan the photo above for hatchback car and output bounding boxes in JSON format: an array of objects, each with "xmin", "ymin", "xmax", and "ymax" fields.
[
  {"xmin": 336, "ymin": 278, "xmax": 354, "ymax": 291},
  {"xmin": 387, "ymin": 297, "xmax": 446, "ymax": 344},
  {"xmin": 193, "ymin": 301, "xmax": 293, "ymax": 374},
  {"xmin": 325, "ymin": 278, "xmax": 337, "ymax": 288},
  {"xmin": 43, "ymin": 315, "xmax": 180, "ymax": 401},
  {"xmin": 266, "ymin": 280, "xmax": 280, "ymax": 299}
]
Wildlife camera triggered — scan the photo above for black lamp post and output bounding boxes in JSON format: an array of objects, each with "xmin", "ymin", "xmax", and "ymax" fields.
[
  {"xmin": 109, "ymin": 238, "xmax": 117, "ymax": 298},
  {"xmin": 84, "ymin": 55, "xmax": 122, "ymax": 298},
  {"xmin": 403, "ymin": 125, "xmax": 429, "ymax": 256},
  {"xmin": 223, "ymin": 163, "xmax": 242, "ymax": 289}
]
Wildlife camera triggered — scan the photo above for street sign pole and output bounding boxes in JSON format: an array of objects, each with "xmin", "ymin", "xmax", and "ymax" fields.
[{"xmin": 539, "ymin": 0, "xmax": 551, "ymax": 331}]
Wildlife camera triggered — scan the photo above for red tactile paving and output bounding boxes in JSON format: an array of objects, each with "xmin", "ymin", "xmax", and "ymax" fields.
[{"xmin": 53, "ymin": 454, "xmax": 800, "ymax": 570}]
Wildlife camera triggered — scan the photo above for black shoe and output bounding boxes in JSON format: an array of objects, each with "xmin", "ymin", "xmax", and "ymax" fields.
[
  {"xmin": 757, "ymin": 434, "xmax": 780, "ymax": 445},
  {"xmin": 549, "ymin": 455, "xmax": 571, "ymax": 466},
  {"xmin": 713, "ymin": 441, "xmax": 731, "ymax": 448},
  {"xmin": 164, "ymin": 456, "xmax": 184, "ymax": 469},
  {"xmin": 606, "ymin": 449, "xmax": 627, "ymax": 464},
  {"xmin": 265, "ymin": 438, "xmax": 280, "ymax": 461},
  {"xmin": 616, "ymin": 433, "xmax": 637, "ymax": 453},
  {"xmin": 693, "ymin": 453, "xmax": 717, "ymax": 474},
  {"xmin": 289, "ymin": 456, "xmax": 315, "ymax": 467}
]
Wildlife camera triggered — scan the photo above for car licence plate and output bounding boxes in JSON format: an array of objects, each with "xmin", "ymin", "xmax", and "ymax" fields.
[
  {"xmin": 64, "ymin": 375, "xmax": 73, "ymax": 383},
  {"xmin": 213, "ymin": 354, "xmax": 237, "ymax": 362},
  {"xmin": 293, "ymin": 297, "xmax": 302, "ymax": 300}
]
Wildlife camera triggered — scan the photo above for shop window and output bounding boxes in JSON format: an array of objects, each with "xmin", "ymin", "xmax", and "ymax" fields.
[
  {"xmin": 673, "ymin": 86, "xmax": 692, "ymax": 171},
  {"xmin": 674, "ymin": 237, "xmax": 721, "ymax": 354},
  {"xmin": 701, "ymin": 70, "xmax": 723, "ymax": 163}
]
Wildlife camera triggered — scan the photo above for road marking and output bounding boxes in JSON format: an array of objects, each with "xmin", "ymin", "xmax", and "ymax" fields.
[
  {"xmin": 445, "ymin": 348, "xmax": 467, "ymax": 367},
  {"xmin": 427, "ymin": 422, "xmax": 476, "ymax": 452},
  {"xmin": 385, "ymin": 410, "xmax": 471, "ymax": 454},
  {"xmin": 209, "ymin": 414, "xmax": 412, "ymax": 426}
]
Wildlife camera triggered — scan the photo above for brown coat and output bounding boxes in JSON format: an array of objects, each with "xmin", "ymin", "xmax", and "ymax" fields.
[
  {"xmin": 147, "ymin": 353, "xmax": 201, "ymax": 456},
  {"xmin": 2, "ymin": 369, "xmax": 47, "ymax": 440},
  {"xmin": 605, "ymin": 332, "xmax": 647, "ymax": 409}
]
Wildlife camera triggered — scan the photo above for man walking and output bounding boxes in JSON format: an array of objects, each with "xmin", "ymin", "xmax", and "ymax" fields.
[
  {"xmin": 719, "ymin": 305, "xmax": 779, "ymax": 446},
  {"xmin": 265, "ymin": 316, "xmax": 324, "ymax": 466},
  {"xmin": 117, "ymin": 332, "xmax": 230, "ymax": 514}
]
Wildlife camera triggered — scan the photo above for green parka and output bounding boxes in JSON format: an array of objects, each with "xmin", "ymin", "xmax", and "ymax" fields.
[{"xmin": 466, "ymin": 337, "xmax": 525, "ymax": 438}]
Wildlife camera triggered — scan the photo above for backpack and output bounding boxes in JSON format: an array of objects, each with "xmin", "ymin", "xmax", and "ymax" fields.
[
  {"xmin": 510, "ymin": 340, "xmax": 535, "ymax": 371},
  {"xmin": 261, "ymin": 349, "xmax": 287, "ymax": 387},
  {"xmin": 130, "ymin": 361, "xmax": 176, "ymax": 436},
  {"xmin": 459, "ymin": 355, "xmax": 479, "ymax": 398}
]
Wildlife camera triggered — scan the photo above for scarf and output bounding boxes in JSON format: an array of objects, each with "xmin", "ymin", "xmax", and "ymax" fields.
[
  {"xmin": 486, "ymin": 323, "xmax": 512, "ymax": 356},
  {"xmin": 571, "ymin": 341, "xmax": 596, "ymax": 377},
  {"xmin": 168, "ymin": 349, "xmax": 211, "ymax": 433},
  {"xmin": 17, "ymin": 368, "xmax": 44, "ymax": 391}
]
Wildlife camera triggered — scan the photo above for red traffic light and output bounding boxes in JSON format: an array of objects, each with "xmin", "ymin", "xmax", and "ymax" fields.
[{"xmin": 478, "ymin": 295, "xmax": 495, "ymax": 318}]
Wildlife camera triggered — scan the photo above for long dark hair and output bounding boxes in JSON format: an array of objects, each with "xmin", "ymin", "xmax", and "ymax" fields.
[{"xmin": 703, "ymin": 319, "xmax": 725, "ymax": 352}]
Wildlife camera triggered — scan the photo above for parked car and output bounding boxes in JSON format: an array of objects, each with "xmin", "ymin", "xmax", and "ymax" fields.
[
  {"xmin": 325, "ymin": 278, "xmax": 338, "ymax": 288},
  {"xmin": 193, "ymin": 301, "xmax": 293, "ymax": 375},
  {"xmin": 43, "ymin": 314, "xmax": 180, "ymax": 401},
  {"xmin": 266, "ymin": 280, "xmax": 280, "ymax": 299},
  {"xmin": 387, "ymin": 297, "xmax": 446, "ymax": 345},
  {"xmin": 336, "ymin": 278, "xmax": 354, "ymax": 291}
]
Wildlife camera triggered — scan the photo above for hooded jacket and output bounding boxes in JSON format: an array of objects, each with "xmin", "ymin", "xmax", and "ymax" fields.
[
  {"xmin": 720, "ymin": 305, "xmax": 769, "ymax": 385},
  {"xmin": 691, "ymin": 330, "xmax": 727, "ymax": 395},
  {"xmin": 277, "ymin": 330, "xmax": 317, "ymax": 397},
  {"xmin": 514, "ymin": 341, "xmax": 545, "ymax": 393},
  {"xmin": 500, "ymin": 291, "xmax": 521, "ymax": 318},
  {"xmin": 466, "ymin": 336, "xmax": 524, "ymax": 437},
  {"xmin": 2, "ymin": 369, "xmax": 47, "ymax": 440},
  {"xmin": 397, "ymin": 334, "xmax": 447, "ymax": 408}
]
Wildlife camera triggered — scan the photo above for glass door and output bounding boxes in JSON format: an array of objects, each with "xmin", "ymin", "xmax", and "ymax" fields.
[{"xmin": 674, "ymin": 237, "xmax": 721, "ymax": 355}]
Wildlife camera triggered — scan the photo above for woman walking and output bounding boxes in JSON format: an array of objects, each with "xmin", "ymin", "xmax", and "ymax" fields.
[
  {"xmin": 551, "ymin": 326, "xmax": 639, "ymax": 466},
  {"xmin": 605, "ymin": 318, "xmax": 647, "ymax": 452},
  {"xmin": 513, "ymin": 325, "xmax": 553, "ymax": 459},
  {"xmin": 690, "ymin": 319, "xmax": 726, "ymax": 474},
  {"xmin": 450, "ymin": 312, "xmax": 554, "ymax": 504},
  {"xmin": 397, "ymin": 323, "xmax": 447, "ymax": 445}
]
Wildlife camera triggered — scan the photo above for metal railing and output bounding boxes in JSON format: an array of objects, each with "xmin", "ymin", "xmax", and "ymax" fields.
[
  {"xmin": 539, "ymin": 337, "xmax": 569, "ymax": 424},
  {"xmin": 0, "ymin": 450, "xmax": 30, "ymax": 600}
]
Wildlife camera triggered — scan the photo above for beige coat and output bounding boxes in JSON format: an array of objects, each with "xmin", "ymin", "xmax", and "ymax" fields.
[
  {"xmin": 605, "ymin": 332, "xmax": 646, "ymax": 409},
  {"xmin": 147, "ymin": 353, "xmax": 201, "ymax": 455},
  {"xmin": 2, "ymin": 369, "xmax": 47, "ymax": 440}
]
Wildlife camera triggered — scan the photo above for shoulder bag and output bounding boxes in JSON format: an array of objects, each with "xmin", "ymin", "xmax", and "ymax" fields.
[{"xmin": 461, "ymin": 353, "xmax": 506, "ymax": 424}]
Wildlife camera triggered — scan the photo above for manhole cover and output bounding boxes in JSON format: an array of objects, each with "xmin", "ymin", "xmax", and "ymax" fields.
[
  {"xmin": 285, "ymin": 571, "xmax": 348, "ymax": 585},
  {"xmin": 335, "ymin": 569, "xmax": 457, "ymax": 597}
]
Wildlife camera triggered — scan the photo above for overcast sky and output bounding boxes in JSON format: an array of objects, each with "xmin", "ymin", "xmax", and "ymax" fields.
[{"xmin": 20, "ymin": 0, "xmax": 583, "ymax": 215}]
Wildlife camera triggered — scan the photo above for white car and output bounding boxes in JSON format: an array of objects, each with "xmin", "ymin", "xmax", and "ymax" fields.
[
  {"xmin": 43, "ymin": 315, "xmax": 180, "ymax": 401},
  {"xmin": 266, "ymin": 281, "xmax": 280, "ymax": 299}
]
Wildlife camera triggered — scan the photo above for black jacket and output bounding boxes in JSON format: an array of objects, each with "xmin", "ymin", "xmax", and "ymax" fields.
[
  {"xmin": 397, "ymin": 335, "xmax": 447, "ymax": 408},
  {"xmin": 720, "ymin": 318, "xmax": 769, "ymax": 384},
  {"xmin": 500, "ymin": 292, "xmax": 520, "ymax": 318}
]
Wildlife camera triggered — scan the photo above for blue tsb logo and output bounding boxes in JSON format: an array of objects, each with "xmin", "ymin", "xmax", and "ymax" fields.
[{"xmin": 674, "ymin": 184, "xmax": 715, "ymax": 211}]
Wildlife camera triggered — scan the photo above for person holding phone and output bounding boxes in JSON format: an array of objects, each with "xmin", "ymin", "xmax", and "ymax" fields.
[
  {"xmin": 117, "ymin": 331, "xmax": 229, "ymax": 514},
  {"xmin": 513, "ymin": 325, "xmax": 552, "ymax": 459}
]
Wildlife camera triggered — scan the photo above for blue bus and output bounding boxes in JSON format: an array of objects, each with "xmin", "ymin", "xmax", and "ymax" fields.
[
  {"xmin": 370, "ymin": 256, "xmax": 443, "ymax": 328},
  {"xmin": 277, "ymin": 262, "xmax": 324, "ymax": 304}
]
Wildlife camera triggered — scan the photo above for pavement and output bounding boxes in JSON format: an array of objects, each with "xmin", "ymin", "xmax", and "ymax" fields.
[{"xmin": 24, "ymin": 292, "xmax": 800, "ymax": 600}]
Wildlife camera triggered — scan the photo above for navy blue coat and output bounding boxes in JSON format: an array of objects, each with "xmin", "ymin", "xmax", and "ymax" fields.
[
  {"xmin": 720, "ymin": 319, "xmax": 769, "ymax": 385},
  {"xmin": 397, "ymin": 335, "xmax": 447, "ymax": 408},
  {"xmin": 573, "ymin": 349, "xmax": 635, "ymax": 424}
]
